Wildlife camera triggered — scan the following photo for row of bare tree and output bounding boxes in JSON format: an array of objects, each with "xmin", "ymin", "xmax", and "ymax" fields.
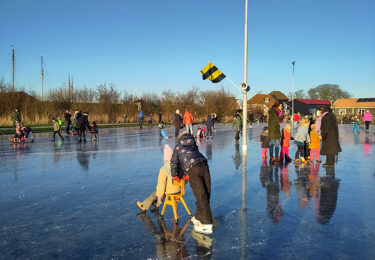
[{"xmin": 0, "ymin": 80, "xmax": 238, "ymax": 125}]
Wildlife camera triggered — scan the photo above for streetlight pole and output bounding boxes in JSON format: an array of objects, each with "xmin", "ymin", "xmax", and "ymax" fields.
[
  {"xmin": 242, "ymin": 0, "xmax": 249, "ymax": 153},
  {"xmin": 292, "ymin": 61, "xmax": 295, "ymax": 125}
]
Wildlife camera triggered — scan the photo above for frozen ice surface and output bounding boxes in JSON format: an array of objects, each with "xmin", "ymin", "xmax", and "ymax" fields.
[{"xmin": 1, "ymin": 124, "xmax": 375, "ymax": 259}]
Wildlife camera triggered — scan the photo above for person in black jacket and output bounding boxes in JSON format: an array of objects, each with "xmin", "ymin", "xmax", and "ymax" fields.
[
  {"xmin": 173, "ymin": 110, "xmax": 183, "ymax": 137},
  {"xmin": 319, "ymin": 106, "xmax": 342, "ymax": 167},
  {"xmin": 76, "ymin": 112, "xmax": 91, "ymax": 142},
  {"xmin": 64, "ymin": 110, "xmax": 72, "ymax": 134},
  {"xmin": 171, "ymin": 132, "xmax": 213, "ymax": 234}
]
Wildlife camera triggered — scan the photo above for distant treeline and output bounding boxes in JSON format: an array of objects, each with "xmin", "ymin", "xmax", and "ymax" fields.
[{"xmin": 0, "ymin": 81, "xmax": 238, "ymax": 125}]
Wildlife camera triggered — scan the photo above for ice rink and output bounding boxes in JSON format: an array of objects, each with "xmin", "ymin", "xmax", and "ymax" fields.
[{"xmin": 1, "ymin": 123, "xmax": 375, "ymax": 259}]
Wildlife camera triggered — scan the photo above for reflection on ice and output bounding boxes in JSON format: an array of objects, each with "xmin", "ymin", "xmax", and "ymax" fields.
[{"xmin": 0, "ymin": 124, "xmax": 374, "ymax": 259}]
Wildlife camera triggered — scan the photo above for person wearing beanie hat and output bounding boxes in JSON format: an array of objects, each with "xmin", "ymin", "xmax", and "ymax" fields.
[{"xmin": 136, "ymin": 144, "xmax": 180, "ymax": 212}]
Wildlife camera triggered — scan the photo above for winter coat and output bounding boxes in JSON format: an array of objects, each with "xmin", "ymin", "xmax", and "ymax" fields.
[
  {"xmin": 260, "ymin": 134, "xmax": 269, "ymax": 148},
  {"xmin": 281, "ymin": 128, "xmax": 292, "ymax": 147},
  {"xmin": 363, "ymin": 112, "xmax": 373, "ymax": 122},
  {"xmin": 183, "ymin": 111, "xmax": 194, "ymax": 125},
  {"xmin": 206, "ymin": 115, "xmax": 214, "ymax": 129},
  {"xmin": 138, "ymin": 111, "xmax": 144, "ymax": 119},
  {"xmin": 92, "ymin": 123, "xmax": 98, "ymax": 134},
  {"xmin": 171, "ymin": 133, "xmax": 207, "ymax": 178},
  {"xmin": 294, "ymin": 125, "xmax": 311, "ymax": 143},
  {"xmin": 76, "ymin": 114, "xmax": 91, "ymax": 131},
  {"xmin": 268, "ymin": 107, "xmax": 284, "ymax": 140},
  {"xmin": 156, "ymin": 162, "xmax": 181, "ymax": 197},
  {"xmin": 174, "ymin": 113, "xmax": 183, "ymax": 129},
  {"xmin": 320, "ymin": 111, "xmax": 342, "ymax": 155},
  {"xmin": 64, "ymin": 112, "xmax": 71, "ymax": 123},
  {"xmin": 233, "ymin": 116, "xmax": 242, "ymax": 131},
  {"xmin": 12, "ymin": 111, "xmax": 21, "ymax": 123},
  {"xmin": 53, "ymin": 122, "xmax": 60, "ymax": 131},
  {"xmin": 309, "ymin": 129, "xmax": 321, "ymax": 149}
]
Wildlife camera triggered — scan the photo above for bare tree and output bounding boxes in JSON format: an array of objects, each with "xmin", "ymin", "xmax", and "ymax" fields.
[
  {"xmin": 308, "ymin": 84, "xmax": 351, "ymax": 102},
  {"xmin": 288, "ymin": 89, "xmax": 307, "ymax": 99}
]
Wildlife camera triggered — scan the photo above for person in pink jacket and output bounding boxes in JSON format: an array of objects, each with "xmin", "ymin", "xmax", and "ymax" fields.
[
  {"xmin": 363, "ymin": 110, "xmax": 373, "ymax": 132},
  {"xmin": 183, "ymin": 109, "xmax": 194, "ymax": 135}
]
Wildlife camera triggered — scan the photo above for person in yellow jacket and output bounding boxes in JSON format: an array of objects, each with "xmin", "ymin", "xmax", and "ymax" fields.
[
  {"xmin": 309, "ymin": 124, "xmax": 322, "ymax": 162},
  {"xmin": 137, "ymin": 144, "xmax": 180, "ymax": 211}
]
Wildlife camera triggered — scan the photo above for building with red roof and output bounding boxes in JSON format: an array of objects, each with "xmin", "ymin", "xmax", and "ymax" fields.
[{"xmin": 286, "ymin": 98, "xmax": 331, "ymax": 116}]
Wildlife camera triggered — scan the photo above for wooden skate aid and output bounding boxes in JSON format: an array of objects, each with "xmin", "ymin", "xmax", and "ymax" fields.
[{"xmin": 161, "ymin": 177, "xmax": 191, "ymax": 223}]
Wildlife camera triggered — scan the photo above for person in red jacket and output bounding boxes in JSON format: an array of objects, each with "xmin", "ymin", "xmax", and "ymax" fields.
[{"xmin": 183, "ymin": 109, "xmax": 194, "ymax": 135}]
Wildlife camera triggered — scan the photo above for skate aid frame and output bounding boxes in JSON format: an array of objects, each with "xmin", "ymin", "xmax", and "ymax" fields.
[{"xmin": 161, "ymin": 176, "xmax": 191, "ymax": 224}]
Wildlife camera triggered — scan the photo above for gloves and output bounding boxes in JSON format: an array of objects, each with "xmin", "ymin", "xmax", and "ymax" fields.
[{"xmin": 172, "ymin": 176, "xmax": 181, "ymax": 181}]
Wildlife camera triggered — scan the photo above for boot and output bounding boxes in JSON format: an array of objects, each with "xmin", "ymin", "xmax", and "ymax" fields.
[
  {"xmin": 274, "ymin": 156, "xmax": 280, "ymax": 165},
  {"xmin": 285, "ymin": 155, "xmax": 292, "ymax": 163},
  {"xmin": 269, "ymin": 156, "xmax": 274, "ymax": 165}
]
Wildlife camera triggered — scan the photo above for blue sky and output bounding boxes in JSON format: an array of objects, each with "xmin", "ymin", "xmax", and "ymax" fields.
[{"xmin": 0, "ymin": 0, "xmax": 374, "ymax": 99}]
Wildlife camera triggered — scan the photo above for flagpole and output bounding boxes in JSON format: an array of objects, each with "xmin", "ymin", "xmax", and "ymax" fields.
[
  {"xmin": 292, "ymin": 61, "xmax": 295, "ymax": 126},
  {"xmin": 242, "ymin": 0, "xmax": 248, "ymax": 153}
]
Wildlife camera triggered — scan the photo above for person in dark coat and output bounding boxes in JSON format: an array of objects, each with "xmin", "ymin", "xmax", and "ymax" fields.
[
  {"xmin": 171, "ymin": 132, "xmax": 213, "ymax": 234},
  {"xmin": 158, "ymin": 112, "xmax": 162, "ymax": 124},
  {"xmin": 205, "ymin": 115, "xmax": 214, "ymax": 138},
  {"xmin": 76, "ymin": 112, "xmax": 91, "ymax": 142},
  {"xmin": 173, "ymin": 110, "xmax": 183, "ymax": 137},
  {"xmin": 64, "ymin": 110, "xmax": 72, "ymax": 134},
  {"xmin": 319, "ymin": 106, "xmax": 341, "ymax": 167},
  {"xmin": 11, "ymin": 108, "xmax": 21, "ymax": 126},
  {"xmin": 267, "ymin": 102, "xmax": 285, "ymax": 164}
]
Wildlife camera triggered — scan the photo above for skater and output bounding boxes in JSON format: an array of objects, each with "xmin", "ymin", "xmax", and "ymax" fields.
[
  {"xmin": 91, "ymin": 121, "xmax": 99, "ymax": 141},
  {"xmin": 52, "ymin": 118, "xmax": 64, "ymax": 142},
  {"xmin": 319, "ymin": 106, "xmax": 341, "ymax": 168},
  {"xmin": 64, "ymin": 110, "xmax": 72, "ymax": 134},
  {"xmin": 171, "ymin": 132, "xmax": 213, "ymax": 234},
  {"xmin": 309, "ymin": 124, "xmax": 322, "ymax": 163},
  {"xmin": 183, "ymin": 109, "xmax": 194, "ymax": 135},
  {"xmin": 248, "ymin": 112, "xmax": 254, "ymax": 128},
  {"xmin": 363, "ymin": 110, "xmax": 373, "ymax": 132},
  {"xmin": 11, "ymin": 108, "xmax": 21, "ymax": 127},
  {"xmin": 233, "ymin": 113, "xmax": 242, "ymax": 143},
  {"xmin": 136, "ymin": 144, "xmax": 180, "ymax": 211},
  {"xmin": 147, "ymin": 114, "xmax": 153, "ymax": 127},
  {"xmin": 353, "ymin": 119, "xmax": 360, "ymax": 134},
  {"xmin": 280, "ymin": 125, "xmax": 293, "ymax": 163},
  {"xmin": 158, "ymin": 122, "xmax": 168, "ymax": 139},
  {"xmin": 76, "ymin": 112, "xmax": 91, "ymax": 142},
  {"xmin": 21, "ymin": 125, "xmax": 34, "ymax": 142},
  {"xmin": 205, "ymin": 115, "xmax": 214, "ymax": 139},
  {"xmin": 196, "ymin": 126, "xmax": 205, "ymax": 140},
  {"xmin": 294, "ymin": 119, "xmax": 310, "ymax": 163},
  {"xmin": 123, "ymin": 114, "xmax": 127, "ymax": 124},
  {"xmin": 73, "ymin": 108, "xmax": 81, "ymax": 134},
  {"xmin": 173, "ymin": 109, "xmax": 183, "ymax": 137},
  {"xmin": 260, "ymin": 126, "xmax": 269, "ymax": 159},
  {"xmin": 138, "ymin": 110, "xmax": 144, "ymax": 129},
  {"xmin": 158, "ymin": 112, "xmax": 162, "ymax": 124},
  {"xmin": 268, "ymin": 102, "xmax": 285, "ymax": 164}
]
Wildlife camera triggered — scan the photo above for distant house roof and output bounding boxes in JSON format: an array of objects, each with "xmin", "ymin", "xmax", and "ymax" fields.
[
  {"xmin": 248, "ymin": 93, "xmax": 275, "ymax": 109},
  {"xmin": 293, "ymin": 99, "xmax": 331, "ymax": 105},
  {"xmin": 268, "ymin": 91, "xmax": 288, "ymax": 102},
  {"xmin": 334, "ymin": 98, "xmax": 375, "ymax": 108}
]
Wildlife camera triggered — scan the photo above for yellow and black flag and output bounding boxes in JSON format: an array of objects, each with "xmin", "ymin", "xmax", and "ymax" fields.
[{"xmin": 200, "ymin": 62, "xmax": 226, "ymax": 83}]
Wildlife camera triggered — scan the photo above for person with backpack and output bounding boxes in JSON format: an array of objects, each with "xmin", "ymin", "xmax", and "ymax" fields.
[{"xmin": 52, "ymin": 118, "xmax": 64, "ymax": 142}]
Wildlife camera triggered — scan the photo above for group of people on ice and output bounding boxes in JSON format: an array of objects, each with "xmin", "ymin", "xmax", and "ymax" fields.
[{"xmin": 259, "ymin": 102, "xmax": 342, "ymax": 168}]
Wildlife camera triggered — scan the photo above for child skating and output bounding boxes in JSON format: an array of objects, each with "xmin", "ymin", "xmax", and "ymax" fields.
[
  {"xmin": 280, "ymin": 125, "xmax": 293, "ymax": 163},
  {"xmin": 260, "ymin": 126, "xmax": 269, "ymax": 159},
  {"xmin": 294, "ymin": 119, "xmax": 310, "ymax": 163},
  {"xmin": 52, "ymin": 118, "xmax": 64, "ymax": 142},
  {"xmin": 309, "ymin": 124, "xmax": 322, "ymax": 163},
  {"xmin": 171, "ymin": 131, "xmax": 213, "ymax": 234}
]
